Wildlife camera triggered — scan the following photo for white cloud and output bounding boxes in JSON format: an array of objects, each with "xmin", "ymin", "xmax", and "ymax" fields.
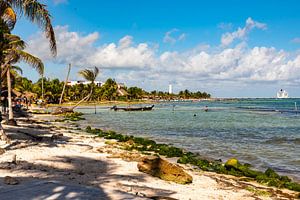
[
  {"xmin": 163, "ymin": 29, "xmax": 186, "ymax": 44},
  {"xmin": 221, "ymin": 17, "xmax": 267, "ymax": 47},
  {"xmin": 26, "ymin": 24, "xmax": 300, "ymax": 95},
  {"xmin": 27, "ymin": 26, "xmax": 155, "ymax": 69}
]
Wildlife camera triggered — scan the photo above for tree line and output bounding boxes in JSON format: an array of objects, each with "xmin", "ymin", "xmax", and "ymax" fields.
[{"xmin": 14, "ymin": 76, "xmax": 211, "ymax": 103}]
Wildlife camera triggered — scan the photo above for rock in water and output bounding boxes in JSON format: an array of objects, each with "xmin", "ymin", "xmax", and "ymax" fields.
[
  {"xmin": 137, "ymin": 156, "xmax": 192, "ymax": 184},
  {"xmin": 225, "ymin": 158, "xmax": 240, "ymax": 169},
  {"xmin": 4, "ymin": 176, "xmax": 19, "ymax": 185}
]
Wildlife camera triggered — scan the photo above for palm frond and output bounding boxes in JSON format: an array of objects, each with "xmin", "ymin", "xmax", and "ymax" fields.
[
  {"xmin": 78, "ymin": 66, "xmax": 100, "ymax": 82},
  {"xmin": 8, "ymin": 0, "xmax": 57, "ymax": 56},
  {"xmin": 11, "ymin": 65, "xmax": 23, "ymax": 74},
  {"xmin": 12, "ymin": 49, "xmax": 44, "ymax": 75},
  {"xmin": 0, "ymin": 1, "xmax": 16, "ymax": 30},
  {"xmin": 4, "ymin": 33, "xmax": 26, "ymax": 49}
]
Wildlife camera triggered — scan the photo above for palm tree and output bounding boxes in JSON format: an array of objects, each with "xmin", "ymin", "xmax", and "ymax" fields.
[
  {"xmin": 2, "ymin": 33, "xmax": 43, "ymax": 125},
  {"xmin": 0, "ymin": 0, "xmax": 56, "ymax": 55},
  {"xmin": 71, "ymin": 67, "xmax": 100, "ymax": 110},
  {"xmin": 14, "ymin": 76, "xmax": 33, "ymax": 94},
  {"xmin": 0, "ymin": 0, "xmax": 56, "ymax": 105},
  {"xmin": 0, "ymin": 0, "xmax": 55, "ymax": 142}
]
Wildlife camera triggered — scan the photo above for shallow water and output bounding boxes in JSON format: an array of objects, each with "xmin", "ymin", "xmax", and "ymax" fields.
[{"xmin": 78, "ymin": 98, "xmax": 300, "ymax": 181}]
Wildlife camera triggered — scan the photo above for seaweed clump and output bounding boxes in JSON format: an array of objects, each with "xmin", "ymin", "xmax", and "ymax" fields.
[
  {"xmin": 56, "ymin": 112, "xmax": 85, "ymax": 122},
  {"xmin": 85, "ymin": 126, "xmax": 300, "ymax": 193},
  {"xmin": 85, "ymin": 126, "xmax": 183, "ymax": 158},
  {"xmin": 178, "ymin": 154, "xmax": 300, "ymax": 192}
]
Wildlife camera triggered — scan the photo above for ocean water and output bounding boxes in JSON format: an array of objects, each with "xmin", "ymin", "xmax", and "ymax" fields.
[{"xmin": 78, "ymin": 98, "xmax": 300, "ymax": 181}]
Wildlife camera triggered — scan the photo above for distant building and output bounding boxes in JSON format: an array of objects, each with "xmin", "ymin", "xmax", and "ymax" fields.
[
  {"xmin": 117, "ymin": 83, "xmax": 125, "ymax": 89},
  {"xmin": 67, "ymin": 81, "xmax": 102, "ymax": 87},
  {"xmin": 168, "ymin": 84, "xmax": 173, "ymax": 94}
]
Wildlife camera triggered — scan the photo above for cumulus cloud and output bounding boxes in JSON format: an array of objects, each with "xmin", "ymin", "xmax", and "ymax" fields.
[
  {"xmin": 163, "ymin": 29, "xmax": 186, "ymax": 44},
  {"xmin": 27, "ymin": 26, "xmax": 156, "ymax": 69},
  {"xmin": 221, "ymin": 17, "xmax": 266, "ymax": 47},
  {"xmin": 26, "ymin": 24, "xmax": 300, "ymax": 94}
]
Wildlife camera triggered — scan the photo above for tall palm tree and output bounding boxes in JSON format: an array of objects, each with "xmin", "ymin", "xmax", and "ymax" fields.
[
  {"xmin": 0, "ymin": 0, "xmax": 55, "ymax": 142},
  {"xmin": 71, "ymin": 67, "xmax": 99, "ymax": 110},
  {"xmin": 2, "ymin": 33, "xmax": 43, "ymax": 125}
]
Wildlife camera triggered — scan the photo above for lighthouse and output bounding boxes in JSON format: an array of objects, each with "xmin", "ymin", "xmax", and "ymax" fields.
[{"xmin": 168, "ymin": 84, "xmax": 173, "ymax": 94}]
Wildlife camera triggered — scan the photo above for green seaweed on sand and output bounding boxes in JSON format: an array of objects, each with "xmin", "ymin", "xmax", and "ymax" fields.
[
  {"xmin": 85, "ymin": 126, "xmax": 300, "ymax": 193},
  {"xmin": 55, "ymin": 112, "xmax": 85, "ymax": 122}
]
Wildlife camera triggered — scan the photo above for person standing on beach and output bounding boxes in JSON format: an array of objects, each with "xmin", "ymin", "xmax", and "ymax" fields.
[{"xmin": 2, "ymin": 96, "xmax": 8, "ymax": 114}]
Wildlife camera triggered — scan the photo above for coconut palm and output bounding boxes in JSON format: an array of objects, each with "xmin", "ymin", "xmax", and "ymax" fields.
[
  {"xmin": 0, "ymin": 0, "xmax": 56, "ymax": 55},
  {"xmin": 2, "ymin": 33, "xmax": 43, "ymax": 125},
  {"xmin": 71, "ymin": 67, "xmax": 99, "ymax": 110},
  {"xmin": 0, "ymin": 0, "xmax": 55, "ymax": 142}
]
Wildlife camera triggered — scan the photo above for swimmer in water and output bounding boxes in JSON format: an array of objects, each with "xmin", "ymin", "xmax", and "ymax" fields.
[{"xmin": 204, "ymin": 106, "xmax": 208, "ymax": 112}]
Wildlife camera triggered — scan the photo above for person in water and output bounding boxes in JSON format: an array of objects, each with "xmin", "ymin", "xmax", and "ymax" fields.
[{"xmin": 204, "ymin": 106, "xmax": 208, "ymax": 112}]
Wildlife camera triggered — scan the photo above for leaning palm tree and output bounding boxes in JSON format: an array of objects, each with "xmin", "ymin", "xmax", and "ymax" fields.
[
  {"xmin": 52, "ymin": 67, "xmax": 99, "ymax": 114},
  {"xmin": 71, "ymin": 67, "xmax": 99, "ymax": 110},
  {"xmin": 2, "ymin": 33, "xmax": 43, "ymax": 125}
]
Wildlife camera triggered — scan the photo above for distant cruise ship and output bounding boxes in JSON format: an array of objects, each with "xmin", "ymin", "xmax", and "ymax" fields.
[{"xmin": 277, "ymin": 89, "xmax": 289, "ymax": 98}]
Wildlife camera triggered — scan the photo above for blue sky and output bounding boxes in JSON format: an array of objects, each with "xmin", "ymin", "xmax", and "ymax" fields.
[{"xmin": 13, "ymin": 0, "xmax": 300, "ymax": 97}]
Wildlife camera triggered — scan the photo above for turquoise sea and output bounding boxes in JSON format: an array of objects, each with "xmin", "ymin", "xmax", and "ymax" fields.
[{"xmin": 78, "ymin": 98, "xmax": 300, "ymax": 181}]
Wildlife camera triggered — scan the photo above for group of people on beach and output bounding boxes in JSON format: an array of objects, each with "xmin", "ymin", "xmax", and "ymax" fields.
[{"xmin": 1, "ymin": 96, "xmax": 32, "ymax": 114}]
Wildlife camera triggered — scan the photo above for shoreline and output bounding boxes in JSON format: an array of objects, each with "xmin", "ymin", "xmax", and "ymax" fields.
[
  {"xmin": 0, "ymin": 113, "xmax": 299, "ymax": 199},
  {"xmin": 34, "ymin": 105, "xmax": 300, "ymax": 183}
]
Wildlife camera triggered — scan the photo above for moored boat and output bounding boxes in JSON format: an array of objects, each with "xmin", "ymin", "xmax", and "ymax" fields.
[{"xmin": 111, "ymin": 105, "xmax": 154, "ymax": 111}]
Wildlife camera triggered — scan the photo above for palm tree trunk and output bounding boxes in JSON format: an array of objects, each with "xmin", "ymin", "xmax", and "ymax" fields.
[
  {"xmin": 59, "ymin": 63, "xmax": 71, "ymax": 105},
  {"xmin": 0, "ymin": 63, "xmax": 11, "ymax": 142},
  {"xmin": 41, "ymin": 73, "xmax": 44, "ymax": 100},
  {"xmin": 7, "ymin": 69, "xmax": 15, "ymax": 124},
  {"xmin": 71, "ymin": 88, "xmax": 93, "ymax": 110},
  {"xmin": 0, "ymin": 29, "xmax": 10, "ymax": 143}
]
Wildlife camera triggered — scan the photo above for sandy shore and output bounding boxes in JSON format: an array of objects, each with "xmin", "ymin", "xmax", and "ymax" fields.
[{"xmin": 0, "ymin": 114, "xmax": 298, "ymax": 200}]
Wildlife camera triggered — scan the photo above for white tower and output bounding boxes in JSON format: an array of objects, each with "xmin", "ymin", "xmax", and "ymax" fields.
[{"xmin": 168, "ymin": 84, "xmax": 173, "ymax": 94}]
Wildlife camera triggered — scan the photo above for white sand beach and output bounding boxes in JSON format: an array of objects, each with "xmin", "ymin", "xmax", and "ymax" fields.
[{"xmin": 0, "ymin": 114, "xmax": 298, "ymax": 200}]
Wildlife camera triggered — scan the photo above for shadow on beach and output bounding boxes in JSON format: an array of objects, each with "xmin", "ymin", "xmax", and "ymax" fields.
[{"xmin": 0, "ymin": 117, "xmax": 177, "ymax": 199}]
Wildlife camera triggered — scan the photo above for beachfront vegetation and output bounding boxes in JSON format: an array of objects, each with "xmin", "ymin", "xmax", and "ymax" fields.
[
  {"xmin": 12, "ymin": 76, "xmax": 211, "ymax": 103},
  {"xmin": 85, "ymin": 126, "xmax": 300, "ymax": 193}
]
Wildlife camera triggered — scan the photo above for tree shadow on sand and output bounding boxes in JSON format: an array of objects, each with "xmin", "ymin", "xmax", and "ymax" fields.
[
  {"xmin": 0, "ymin": 119, "xmax": 177, "ymax": 199},
  {"xmin": 0, "ymin": 155, "xmax": 176, "ymax": 199}
]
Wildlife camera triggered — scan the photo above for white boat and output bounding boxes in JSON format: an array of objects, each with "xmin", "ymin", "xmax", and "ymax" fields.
[{"xmin": 277, "ymin": 89, "xmax": 289, "ymax": 98}]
